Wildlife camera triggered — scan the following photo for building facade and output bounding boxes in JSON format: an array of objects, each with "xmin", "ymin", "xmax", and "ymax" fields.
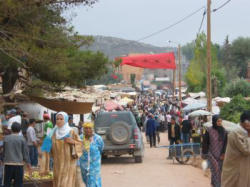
[
  {"xmin": 119, "ymin": 65, "xmax": 144, "ymax": 83},
  {"xmin": 119, "ymin": 53, "xmax": 144, "ymax": 83}
]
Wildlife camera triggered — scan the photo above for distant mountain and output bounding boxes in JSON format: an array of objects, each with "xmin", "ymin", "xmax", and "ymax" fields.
[
  {"xmin": 80, "ymin": 35, "xmax": 176, "ymax": 59},
  {"xmin": 80, "ymin": 35, "xmax": 190, "ymax": 81}
]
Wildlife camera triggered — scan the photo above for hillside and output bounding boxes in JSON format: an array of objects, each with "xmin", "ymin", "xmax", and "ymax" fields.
[{"xmin": 80, "ymin": 35, "xmax": 176, "ymax": 59}]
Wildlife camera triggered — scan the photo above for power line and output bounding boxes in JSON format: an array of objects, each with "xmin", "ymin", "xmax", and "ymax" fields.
[
  {"xmin": 137, "ymin": 0, "xmax": 233, "ymax": 43},
  {"xmin": 197, "ymin": 8, "xmax": 207, "ymax": 34},
  {"xmin": 196, "ymin": 0, "xmax": 232, "ymax": 36},
  {"xmin": 213, "ymin": 0, "xmax": 232, "ymax": 12},
  {"xmin": 136, "ymin": 6, "xmax": 205, "ymax": 42}
]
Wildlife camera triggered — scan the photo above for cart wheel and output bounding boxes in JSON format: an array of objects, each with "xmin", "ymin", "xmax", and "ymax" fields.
[{"xmin": 175, "ymin": 149, "xmax": 194, "ymax": 164}]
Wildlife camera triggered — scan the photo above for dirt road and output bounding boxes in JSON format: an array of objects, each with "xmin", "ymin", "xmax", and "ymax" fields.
[{"xmin": 101, "ymin": 133, "xmax": 210, "ymax": 187}]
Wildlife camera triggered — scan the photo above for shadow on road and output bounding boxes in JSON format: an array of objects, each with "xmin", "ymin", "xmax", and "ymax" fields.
[{"xmin": 102, "ymin": 156, "xmax": 136, "ymax": 165}]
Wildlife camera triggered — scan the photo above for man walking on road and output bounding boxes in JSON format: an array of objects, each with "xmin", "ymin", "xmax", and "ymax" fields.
[
  {"xmin": 181, "ymin": 116, "xmax": 192, "ymax": 143},
  {"xmin": 146, "ymin": 114, "xmax": 156, "ymax": 148},
  {"xmin": 167, "ymin": 117, "xmax": 181, "ymax": 159},
  {"xmin": 221, "ymin": 111, "xmax": 250, "ymax": 187},
  {"xmin": 26, "ymin": 119, "xmax": 39, "ymax": 167},
  {"xmin": 155, "ymin": 116, "xmax": 161, "ymax": 144}
]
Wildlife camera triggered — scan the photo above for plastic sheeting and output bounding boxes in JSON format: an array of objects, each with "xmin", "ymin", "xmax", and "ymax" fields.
[
  {"xmin": 183, "ymin": 102, "xmax": 207, "ymax": 112},
  {"xmin": 203, "ymin": 120, "xmax": 238, "ymax": 132},
  {"xmin": 189, "ymin": 92, "xmax": 206, "ymax": 99},
  {"xmin": 189, "ymin": 110, "xmax": 212, "ymax": 117}
]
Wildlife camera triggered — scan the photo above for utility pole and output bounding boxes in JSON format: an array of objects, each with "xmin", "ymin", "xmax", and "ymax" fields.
[
  {"xmin": 173, "ymin": 69, "xmax": 176, "ymax": 98},
  {"xmin": 178, "ymin": 44, "xmax": 182, "ymax": 109},
  {"xmin": 206, "ymin": 0, "xmax": 212, "ymax": 112}
]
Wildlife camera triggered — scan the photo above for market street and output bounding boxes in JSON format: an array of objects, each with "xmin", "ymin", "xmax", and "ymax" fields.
[{"xmin": 102, "ymin": 133, "xmax": 210, "ymax": 187}]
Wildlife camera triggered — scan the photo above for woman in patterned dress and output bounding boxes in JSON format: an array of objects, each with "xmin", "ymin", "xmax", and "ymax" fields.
[
  {"xmin": 79, "ymin": 122, "xmax": 104, "ymax": 187},
  {"xmin": 202, "ymin": 115, "xmax": 228, "ymax": 187}
]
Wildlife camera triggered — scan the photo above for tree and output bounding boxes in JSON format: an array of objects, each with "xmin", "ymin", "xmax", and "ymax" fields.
[
  {"xmin": 185, "ymin": 33, "xmax": 226, "ymax": 96},
  {"xmin": 220, "ymin": 95, "xmax": 250, "ymax": 123},
  {"xmin": 0, "ymin": 0, "xmax": 110, "ymax": 95},
  {"xmin": 230, "ymin": 37, "xmax": 250, "ymax": 78},
  {"xmin": 130, "ymin": 74, "xmax": 136, "ymax": 88},
  {"xmin": 67, "ymin": 50, "xmax": 109, "ymax": 87},
  {"xmin": 181, "ymin": 41, "xmax": 195, "ymax": 61},
  {"xmin": 86, "ymin": 66, "xmax": 123, "ymax": 85},
  {"xmin": 185, "ymin": 34, "xmax": 207, "ymax": 92},
  {"xmin": 219, "ymin": 37, "xmax": 250, "ymax": 79},
  {"xmin": 218, "ymin": 36, "xmax": 240, "ymax": 81},
  {"xmin": 223, "ymin": 79, "xmax": 250, "ymax": 98}
]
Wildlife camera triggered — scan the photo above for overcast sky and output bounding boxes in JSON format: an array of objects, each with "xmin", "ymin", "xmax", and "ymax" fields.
[{"xmin": 68, "ymin": 0, "xmax": 250, "ymax": 47}]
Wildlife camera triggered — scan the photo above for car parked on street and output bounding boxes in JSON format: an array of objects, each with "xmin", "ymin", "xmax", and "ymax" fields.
[{"xmin": 94, "ymin": 111, "xmax": 144, "ymax": 163}]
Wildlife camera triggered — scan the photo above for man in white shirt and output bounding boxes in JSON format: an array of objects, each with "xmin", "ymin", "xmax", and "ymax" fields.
[
  {"xmin": 159, "ymin": 112, "xmax": 165, "ymax": 123},
  {"xmin": 7, "ymin": 109, "xmax": 21, "ymax": 130},
  {"xmin": 166, "ymin": 112, "xmax": 171, "ymax": 125}
]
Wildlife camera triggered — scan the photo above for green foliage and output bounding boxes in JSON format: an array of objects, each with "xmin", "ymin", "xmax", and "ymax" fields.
[
  {"xmin": 230, "ymin": 37, "xmax": 250, "ymax": 78},
  {"xmin": 218, "ymin": 36, "xmax": 239, "ymax": 82},
  {"xmin": 219, "ymin": 36, "xmax": 250, "ymax": 79},
  {"xmin": 67, "ymin": 50, "xmax": 109, "ymax": 86},
  {"xmin": 185, "ymin": 34, "xmax": 207, "ymax": 92},
  {"xmin": 220, "ymin": 95, "xmax": 250, "ymax": 123},
  {"xmin": 212, "ymin": 68, "xmax": 226, "ymax": 96},
  {"xmin": 223, "ymin": 79, "xmax": 250, "ymax": 97},
  {"xmin": 113, "ymin": 59, "xmax": 122, "ymax": 68},
  {"xmin": 130, "ymin": 74, "xmax": 136, "ymax": 87},
  {"xmin": 0, "ymin": 0, "xmax": 110, "ymax": 94},
  {"xmin": 86, "ymin": 67, "xmax": 123, "ymax": 85},
  {"xmin": 185, "ymin": 33, "xmax": 225, "ymax": 96},
  {"xmin": 181, "ymin": 42, "xmax": 195, "ymax": 61}
]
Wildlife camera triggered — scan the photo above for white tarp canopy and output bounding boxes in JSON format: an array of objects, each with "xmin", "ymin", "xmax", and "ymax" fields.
[
  {"xmin": 155, "ymin": 77, "xmax": 170, "ymax": 82},
  {"xmin": 182, "ymin": 97, "xmax": 199, "ymax": 105},
  {"xmin": 189, "ymin": 110, "xmax": 212, "ymax": 117},
  {"xmin": 127, "ymin": 92, "xmax": 137, "ymax": 96},
  {"xmin": 183, "ymin": 101, "xmax": 207, "ymax": 112},
  {"xmin": 203, "ymin": 120, "xmax": 239, "ymax": 132},
  {"xmin": 213, "ymin": 97, "xmax": 231, "ymax": 103},
  {"xmin": 189, "ymin": 92, "xmax": 206, "ymax": 99}
]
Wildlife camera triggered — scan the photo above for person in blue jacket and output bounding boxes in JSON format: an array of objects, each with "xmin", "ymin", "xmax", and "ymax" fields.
[{"xmin": 146, "ymin": 114, "xmax": 156, "ymax": 148}]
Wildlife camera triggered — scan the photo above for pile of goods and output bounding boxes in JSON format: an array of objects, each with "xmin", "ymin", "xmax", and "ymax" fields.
[{"xmin": 24, "ymin": 171, "xmax": 53, "ymax": 181}]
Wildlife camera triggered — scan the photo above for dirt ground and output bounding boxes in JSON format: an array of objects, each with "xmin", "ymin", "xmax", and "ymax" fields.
[{"xmin": 101, "ymin": 133, "xmax": 210, "ymax": 187}]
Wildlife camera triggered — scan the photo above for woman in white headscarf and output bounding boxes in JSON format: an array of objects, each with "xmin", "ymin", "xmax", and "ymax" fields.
[{"xmin": 50, "ymin": 112, "xmax": 82, "ymax": 187}]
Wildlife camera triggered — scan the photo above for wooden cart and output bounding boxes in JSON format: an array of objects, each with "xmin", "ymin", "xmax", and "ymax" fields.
[{"xmin": 24, "ymin": 179, "xmax": 53, "ymax": 187}]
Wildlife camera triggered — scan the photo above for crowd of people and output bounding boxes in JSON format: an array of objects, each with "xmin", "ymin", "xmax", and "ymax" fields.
[
  {"xmin": 0, "ymin": 91, "xmax": 249, "ymax": 187},
  {"xmin": 132, "ymin": 93, "xmax": 193, "ymax": 151},
  {"xmin": 0, "ymin": 108, "xmax": 103, "ymax": 187},
  {"xmin": 131, "ymin": 92, "xmax": 250, "ymax": 187}
]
